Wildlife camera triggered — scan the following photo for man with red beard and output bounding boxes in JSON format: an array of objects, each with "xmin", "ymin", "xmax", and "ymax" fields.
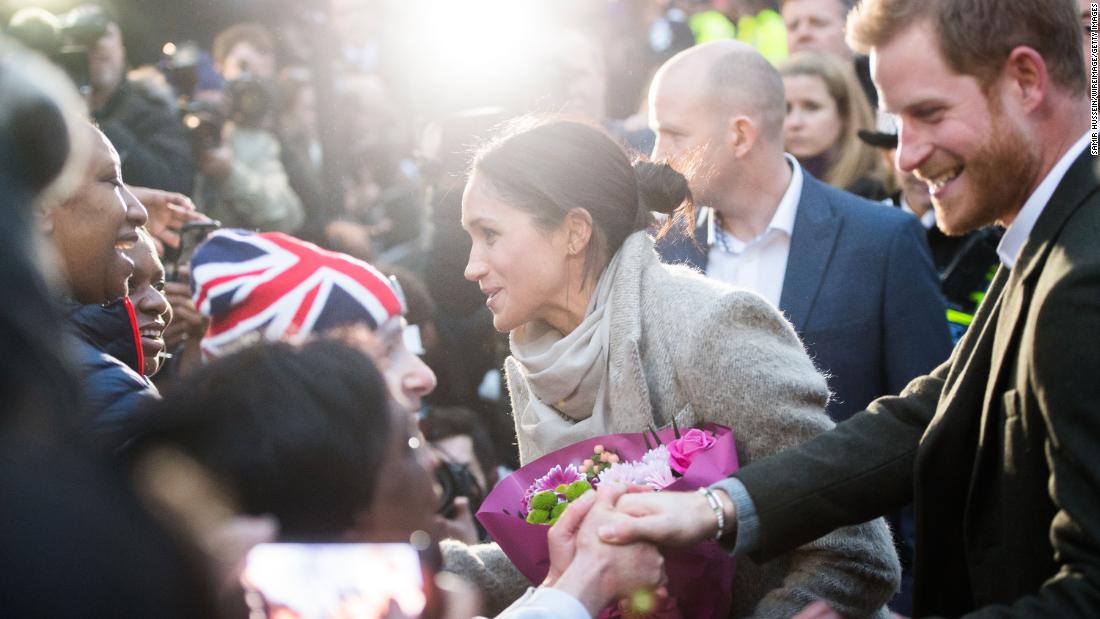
[{"xmin": 598, "ymin": 0, "xmax": 1100, "ymax": 617}]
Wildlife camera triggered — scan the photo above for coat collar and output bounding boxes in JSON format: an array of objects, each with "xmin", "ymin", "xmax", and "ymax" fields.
[
  {"xmin": 777, "ymin": 172, "xmax": 841, "ymax": 332},
  {"xmin": 985, "ymin": 148, "xmax": 1099, "ymax": 400},
  {"xmin": 604, "ymin": 232, "xmax": 657, "ymax": 429},
  {"xmin": 63, "ymin": 297, "xmax": 145, "ymax": 375}
]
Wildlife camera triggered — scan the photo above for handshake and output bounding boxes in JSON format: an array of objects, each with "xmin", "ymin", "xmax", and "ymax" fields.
[{"xmin": 536, "ymin": 484, "xmax": 736, "ymax": 617}]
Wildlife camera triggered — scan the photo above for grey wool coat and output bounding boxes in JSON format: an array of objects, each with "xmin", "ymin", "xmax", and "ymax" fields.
[{"xmin": 443, "ymin": 231, "xmax": 899, "ymax": 618}]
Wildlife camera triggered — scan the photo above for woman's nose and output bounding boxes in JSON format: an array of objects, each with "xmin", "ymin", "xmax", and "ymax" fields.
[
  {"xmin": 122, "ymin": 186, "xmax": 149, "ymax": 229},
  {"xmin": 403, "ymin": 354, "xmax": 437, "ymax": 399},
  {"xmin": 464, "ymin": 253, "xmax": 486, "ymax": 282},
  {"xmin": 140, "ymin": 288, "xmax": 171, "ymax": 322}
]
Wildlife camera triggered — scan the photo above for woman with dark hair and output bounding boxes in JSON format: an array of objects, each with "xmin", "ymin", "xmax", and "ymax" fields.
[
  {"xmin": 126, "ymin": 338, "xmax": 663, "ymax": 619},
  {"xmin": 453, "ymin": 118, "xmax": 899, "ymax": 617},
  {"xmin": 127, "ymin": 338, "xmax": 437, "ymax": 541}
]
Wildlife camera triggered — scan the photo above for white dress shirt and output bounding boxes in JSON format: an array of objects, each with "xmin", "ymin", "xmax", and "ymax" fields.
[
  {"xmin": 900, "ymin": 198, "xmax": 937, "ymax": 230},
  {"xmin": 997, "ymin": 131, "xmax": 1091, "ymax": 268},
  {"xmin": 705, "ymin": 154, "xmax": 803, "ymax": 307}
]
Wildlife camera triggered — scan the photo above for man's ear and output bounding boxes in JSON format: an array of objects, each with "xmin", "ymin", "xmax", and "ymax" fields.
[
  {"xmin": 1003, "ymin": 46, "xmax": 1048, "ymax": 113},
  {"xmin": 726, "ymin": 115, "xmax": 759, "ymax": 159},
  {"xmin": 563, "ymin": 208, "xmax": 594, "ymax": 257}
]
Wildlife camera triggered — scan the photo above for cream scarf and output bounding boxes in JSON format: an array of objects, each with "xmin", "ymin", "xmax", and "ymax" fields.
[{"xmin": 508, "ymin": 248, "xmax": 624, "ymax": 454}]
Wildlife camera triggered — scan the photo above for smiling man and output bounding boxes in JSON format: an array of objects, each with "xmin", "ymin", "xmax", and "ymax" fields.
[{"xmin": 600, "ymin": 1, "xmax": 1100, "ymax": 616}]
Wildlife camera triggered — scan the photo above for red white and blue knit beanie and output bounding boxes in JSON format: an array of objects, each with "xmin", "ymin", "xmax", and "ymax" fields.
[{"xmin": 190, "ymin": 229, "xmax": 404, "ymax": 359}]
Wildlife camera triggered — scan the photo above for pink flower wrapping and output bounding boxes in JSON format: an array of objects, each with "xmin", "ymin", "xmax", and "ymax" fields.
[
  {"xmin": 667, "ymin": 428, "xmax": 718, "ymax": 474},
  {"xmin": 476, "ymin": 423, "xmax": 738, "ymax": 619}
]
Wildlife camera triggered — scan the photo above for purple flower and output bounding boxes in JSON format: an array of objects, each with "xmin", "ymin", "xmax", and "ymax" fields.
[
  {"xmin": 523, "ymin": 464, "xmax": 585, "ymax": 512},
  {"xmin": 596, "ymin": 457, "xmax": 676, "ymax": 491}
]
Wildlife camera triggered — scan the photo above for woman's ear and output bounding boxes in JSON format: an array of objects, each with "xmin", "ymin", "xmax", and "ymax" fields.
[
  {"xmin": 35, "ymin": 202, "xmax": 55, "ymax": 236},
  {"xmin": 563, "ymin": 208, "xmax": 594, "ymax": 256}
]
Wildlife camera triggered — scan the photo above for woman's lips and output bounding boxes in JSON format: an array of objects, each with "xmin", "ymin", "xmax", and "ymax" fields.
[
  {"xmin": 140, "ymin": 324, "xmax": 166, "ymax": 358},
  {"xmin": 485, "ymin": 289, "xmax": 501, "ymax": 310}
]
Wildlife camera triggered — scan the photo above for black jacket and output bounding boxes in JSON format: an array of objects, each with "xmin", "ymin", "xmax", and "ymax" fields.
[
  {"xmin": 94, "ymin": 81, "xmax": 195, "ymax": 195},
  {"xmin": 736, "ymin": 147, "xmax": 1100, "ymax": 617},
  {"xmin": 64, "ymin": 298, "xmax": 159, "ymax": 447}
]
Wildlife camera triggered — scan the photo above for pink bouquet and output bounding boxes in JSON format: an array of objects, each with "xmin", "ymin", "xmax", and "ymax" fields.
[{"xmin": 476, "ymin": 423, "xmax": 738, "ymax": 619}]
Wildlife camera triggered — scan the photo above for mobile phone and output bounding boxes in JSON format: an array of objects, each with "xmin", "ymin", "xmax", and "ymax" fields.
[
  {"xmin": 164, "ymin": 220, "xmax": 220, "ymax": 282},
  {"xmin": 241, "ymin": 543, "xmax": 427, "ymax": 619}
]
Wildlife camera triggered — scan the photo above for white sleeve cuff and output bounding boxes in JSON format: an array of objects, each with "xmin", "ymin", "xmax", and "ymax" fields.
[{"xmin": 492, "ymin": 586, "xmax": 591, "ymax": 619}]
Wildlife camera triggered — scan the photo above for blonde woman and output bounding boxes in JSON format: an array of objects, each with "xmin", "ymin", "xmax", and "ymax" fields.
[{"xmin": 781, "ymin": 52, "xmax": 887, "ymax": 200}]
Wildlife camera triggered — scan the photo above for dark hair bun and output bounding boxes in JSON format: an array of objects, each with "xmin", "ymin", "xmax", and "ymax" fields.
[{"xmin": 632, "ymin": 160, "xmax": 692, "ymax": 216}]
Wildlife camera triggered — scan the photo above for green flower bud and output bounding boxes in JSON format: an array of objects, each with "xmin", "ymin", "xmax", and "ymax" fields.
[
  {"xmin": 526, "ymin": 509, "xmax": 550, "ymax": 524},
  {"xmin": 551, "ymin": 502, "xmax": 569, "ymax": 520},
  {"xmin": 530, "ymin": 490, "xmax": 558, "ymax": 511},
  {"xmin": 564, "ymin": 480, "xmax": 592, "ymax": 501}
]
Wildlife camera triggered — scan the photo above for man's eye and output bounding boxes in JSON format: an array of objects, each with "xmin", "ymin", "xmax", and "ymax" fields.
[{"xmin": 153, "ymin": 281, "xmax": 166, "ymax": 293}]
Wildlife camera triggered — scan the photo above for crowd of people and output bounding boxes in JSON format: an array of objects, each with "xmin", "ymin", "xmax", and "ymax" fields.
[{"xmin": 1, "ymin": 0, "xmax": 1099, "ymax": 617}]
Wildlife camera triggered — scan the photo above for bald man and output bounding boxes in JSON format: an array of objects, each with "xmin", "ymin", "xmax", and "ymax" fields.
[{"xmin": 654, "ymin": 41, "xmax": 951, "ymax": 425}]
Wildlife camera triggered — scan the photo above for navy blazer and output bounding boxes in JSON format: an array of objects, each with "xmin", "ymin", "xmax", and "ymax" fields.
[{"xmin": 656, "ymin": 171, "xmax": 952, "ymax": 421}]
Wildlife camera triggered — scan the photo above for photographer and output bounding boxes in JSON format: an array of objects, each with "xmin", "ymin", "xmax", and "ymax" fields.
[
  {"xmin": 191, "ymin": 23, "xmax": 304, "ymax": 234},
  {"xmin": 7, "ymin": 3, "xmax": 195, "ymax": 194}
]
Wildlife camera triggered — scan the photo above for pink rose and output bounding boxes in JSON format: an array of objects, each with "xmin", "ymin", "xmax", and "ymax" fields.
[{"xmin": 667, "ymin": 428, "xmax": 717, "ymax": 474}]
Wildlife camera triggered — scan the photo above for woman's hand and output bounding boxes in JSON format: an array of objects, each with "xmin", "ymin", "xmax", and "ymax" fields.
[
  {"xmin": 127, "ymin": 185, "xmax": 209, "ymax": 253},
  {"xmin": 545, "ymin": 485, "xmax": 667, "ymax": 616}
]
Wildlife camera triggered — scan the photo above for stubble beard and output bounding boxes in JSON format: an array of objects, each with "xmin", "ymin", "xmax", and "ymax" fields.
[{"xmin": 934, "ymin": 118, "xmax": 1039, "ymax": 237}]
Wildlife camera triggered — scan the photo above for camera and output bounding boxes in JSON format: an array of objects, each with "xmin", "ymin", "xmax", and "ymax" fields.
[
  {"xmin": 434, "ymin": 457, "xmax": 484, "ymax": 520},
  {"xmin": 6, "ymin": 4, "xmax": 112, "ymax": 94},
  {"xmin": 165, "ymin": 42, "xmax": 274, "ymax": 154}
]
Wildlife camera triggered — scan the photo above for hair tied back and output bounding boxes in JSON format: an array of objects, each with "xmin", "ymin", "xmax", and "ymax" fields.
[{"xmin": 632, "ymin": 160, "xmax": 692, "ymax": 216}]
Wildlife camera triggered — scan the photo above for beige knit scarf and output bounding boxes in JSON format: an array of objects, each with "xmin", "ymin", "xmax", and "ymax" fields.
[{"xmin": 508, "ymin": 248, "xmax": 624, "ymax": 455}]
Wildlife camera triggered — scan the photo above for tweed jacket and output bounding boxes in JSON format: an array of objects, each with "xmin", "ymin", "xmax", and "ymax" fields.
[
  {"xmin": 734, "ymin": 147, "xmax": 1100, "ymax": 617},
  {"xmin": 445, "ymin": 232, "xmax": 899, "ymax": 618}
]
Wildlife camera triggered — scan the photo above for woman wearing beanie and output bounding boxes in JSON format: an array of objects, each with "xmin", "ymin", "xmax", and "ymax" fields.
[
  {"xmin": 446, "ymin": 118, "xmax": 899, "ymax": 618},
  {"xmin": 189, "ymin": 228, "xmax": 436, "ymax": 412}
]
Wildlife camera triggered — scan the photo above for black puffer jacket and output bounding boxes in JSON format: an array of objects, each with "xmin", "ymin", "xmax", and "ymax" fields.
[{"xmin": 63, "ymin": 297, "xmax": 159, "ymax": 448}]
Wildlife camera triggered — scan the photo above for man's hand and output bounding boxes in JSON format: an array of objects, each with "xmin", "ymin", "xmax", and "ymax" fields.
[
  {"xmin": 128, "ymin": 185, "xmax": 209, "ymax": 252},
  {"xmin": 598, "ymin": 488, "xmax": 734, "ymax": 547}
]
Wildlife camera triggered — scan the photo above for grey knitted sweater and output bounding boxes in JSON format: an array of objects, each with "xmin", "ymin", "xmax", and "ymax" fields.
[{"xmin": 443, "ymin": 232, "xmax": 899, "ymax": 618}]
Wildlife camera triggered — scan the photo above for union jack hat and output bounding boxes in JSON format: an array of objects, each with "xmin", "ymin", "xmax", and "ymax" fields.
[{"xmin": 191, "ymin": 229, "xmax": 406, "ymax": 359}]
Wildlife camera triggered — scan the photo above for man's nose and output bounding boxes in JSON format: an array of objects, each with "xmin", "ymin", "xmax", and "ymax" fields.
[{"xmin": 895, "ymin": 122, "xmax": 932, "ymax": 173}]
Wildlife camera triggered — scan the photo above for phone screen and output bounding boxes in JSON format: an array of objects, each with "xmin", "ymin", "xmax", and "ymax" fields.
[{"xmin": 242, "ymin": 543, "xmax": 426, "ymax": 619}]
